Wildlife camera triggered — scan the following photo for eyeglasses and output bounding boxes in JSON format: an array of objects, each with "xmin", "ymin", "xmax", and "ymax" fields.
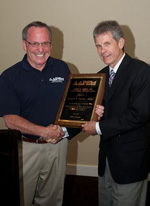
[{"xmin": 25, "ymin": 40, "xmax": 51, "ymax": 47}]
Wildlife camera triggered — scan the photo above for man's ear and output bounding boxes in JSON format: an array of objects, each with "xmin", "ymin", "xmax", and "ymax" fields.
[
  {"xmin": 22, "ymin": 40, "xmax": 27, "ymax": 51},
  {"xmin": 118, "ymin": 38, "xmax": 125, "ymax": 49}
]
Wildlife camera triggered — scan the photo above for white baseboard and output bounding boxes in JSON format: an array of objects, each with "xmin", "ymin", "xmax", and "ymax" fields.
[
  {"xmin": 66, "ymin": 164, "xmax": 150, "ymax": 181},
  {"xmin": 66, "ymin": 164, "xmax": 98, "ymax": 177}
]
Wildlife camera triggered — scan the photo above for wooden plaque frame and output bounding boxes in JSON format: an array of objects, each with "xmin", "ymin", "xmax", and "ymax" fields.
[{"xmin": 55, "ymin": 73, "xmax": 106, "ymax": 128}]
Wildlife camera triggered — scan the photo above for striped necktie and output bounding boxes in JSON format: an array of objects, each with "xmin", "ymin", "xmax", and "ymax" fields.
[{"xmin": 109, "ymin": 69, "xmax": 115, "ymax": 87}]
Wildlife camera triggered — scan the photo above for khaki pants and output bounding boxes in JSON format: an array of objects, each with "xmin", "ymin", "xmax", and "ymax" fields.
[{"xmin": 18, "ymin": 138, "xmax": 68, "ymax": 206}]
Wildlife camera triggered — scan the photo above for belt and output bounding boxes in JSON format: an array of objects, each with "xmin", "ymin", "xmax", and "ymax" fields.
[{"xmin": 22, "ymin": 136, "xmax": 47, "ymax": 144}]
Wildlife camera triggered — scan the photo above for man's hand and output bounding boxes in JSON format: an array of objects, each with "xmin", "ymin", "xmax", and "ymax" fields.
[
  {"xmin": 95, "ymin": 105, "xmax": 104, "ymax": 120},
  {"xmin": 45, "ymin": 124, "xmax": 65, "ymax": 144},
  {"xmin": 82, "ymin": 121, "xmax": 97, "ymax": 136},
  {"xmin": 82, "ymin": 105, "xmax": 104, "ymax": 136}
]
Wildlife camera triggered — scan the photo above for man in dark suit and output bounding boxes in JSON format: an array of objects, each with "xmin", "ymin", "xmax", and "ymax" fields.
[{"xmin": 82, "ymin": 20, "xmax": 150, "ymax": 206}]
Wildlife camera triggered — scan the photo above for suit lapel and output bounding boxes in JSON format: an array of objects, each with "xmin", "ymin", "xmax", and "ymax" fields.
[
  {"xmin": 103, "ymin": 68, "xmax": 110, "ymax": 100},
  {"xmin": 105, "ymin": 54, "xmax": 131, "ymax": 101}
]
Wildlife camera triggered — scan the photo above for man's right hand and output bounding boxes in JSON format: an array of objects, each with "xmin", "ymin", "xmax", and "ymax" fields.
[{"xmin": 45, "ymin": 124, "xmax": 65, "ymax": 144}]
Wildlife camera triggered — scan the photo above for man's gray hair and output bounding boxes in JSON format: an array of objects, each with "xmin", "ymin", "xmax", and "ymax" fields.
[{"xmin": 93, "ymin": 20, "xmax": 124, "ymax": 43}]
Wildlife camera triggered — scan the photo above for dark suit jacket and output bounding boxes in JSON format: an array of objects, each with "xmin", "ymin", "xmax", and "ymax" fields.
[{"xmin": 98, "ymin": 54, "xmax": 150, "ymax": 184}]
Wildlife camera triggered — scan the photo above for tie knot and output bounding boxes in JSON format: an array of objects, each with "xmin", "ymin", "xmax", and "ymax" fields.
[{"xmin": 110, "ymin": 69, "xmax": 115, "ymax": 75}]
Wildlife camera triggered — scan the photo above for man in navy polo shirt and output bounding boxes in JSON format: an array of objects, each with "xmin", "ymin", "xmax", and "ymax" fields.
[{"xmin": 0, "ymin": 21, "xmax": 79, "ymax": 206}]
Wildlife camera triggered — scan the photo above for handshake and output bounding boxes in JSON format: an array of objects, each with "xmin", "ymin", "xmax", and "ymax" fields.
[
  {"xmin": 44, "ymin": 105, "xmax": 104, "ymax": 144},
  {"xmin": 43, "ymin": 124, "xmax": 66, "ymax": 144}
]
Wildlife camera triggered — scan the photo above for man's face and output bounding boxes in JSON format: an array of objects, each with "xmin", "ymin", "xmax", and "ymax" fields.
[
  {"xmin": 95, "ymin": 31, "xmax": 124, "ymax": 68},
  {"xmin": 22, "ymin": 26, "xmax": 52, "ymax": 71}
]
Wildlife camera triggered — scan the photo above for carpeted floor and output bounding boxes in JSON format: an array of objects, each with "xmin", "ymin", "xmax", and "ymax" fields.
[{"xmin": 63, "ymin": 175, "xmax": 150, "ymax": 206}]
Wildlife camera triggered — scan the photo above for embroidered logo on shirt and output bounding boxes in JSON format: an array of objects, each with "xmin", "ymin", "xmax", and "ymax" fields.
[{"xmin": 49, "ymin": 77, "xmax": 64, "ymax": 83}]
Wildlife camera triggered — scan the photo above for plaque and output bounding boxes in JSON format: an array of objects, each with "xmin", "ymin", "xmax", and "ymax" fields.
[{"xmin": 55, "ymin": 73, "xmax": 106, "ymax": 128}]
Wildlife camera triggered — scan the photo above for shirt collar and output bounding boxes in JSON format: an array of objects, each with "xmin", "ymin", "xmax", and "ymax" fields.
[{"xmin": 109, "ymin": 53, "xmax": 125, "ymax": 74}]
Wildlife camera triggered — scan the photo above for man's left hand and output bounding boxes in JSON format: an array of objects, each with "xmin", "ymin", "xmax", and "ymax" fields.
[{"xmin": 82, "ymin": 121, "xmax": 97, "ymax": 135}]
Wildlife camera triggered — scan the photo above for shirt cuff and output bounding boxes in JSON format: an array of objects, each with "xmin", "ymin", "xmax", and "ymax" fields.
[
  {"xmin": 62, "ymin": 127, "xmax": 69, "ymax": 138},
  {"xmin": 95, "ymin": 122, "xmax": 102, "ymax": 135}
]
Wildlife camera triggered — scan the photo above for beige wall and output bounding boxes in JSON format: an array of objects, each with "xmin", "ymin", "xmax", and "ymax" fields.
[{"xmin": 0, "ymin": 0, "xmax": 150, "ymax": 168}]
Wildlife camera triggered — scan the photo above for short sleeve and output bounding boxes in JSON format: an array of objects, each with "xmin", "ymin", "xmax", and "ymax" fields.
[{"xmin": 0, "ymin": 72, "xmax": 20, "ymax": 116}]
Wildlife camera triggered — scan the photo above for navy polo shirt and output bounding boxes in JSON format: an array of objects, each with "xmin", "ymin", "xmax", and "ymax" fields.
[{"xmin": 0, "ymin": 55, "xmax": 70, "ymax": 139}]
